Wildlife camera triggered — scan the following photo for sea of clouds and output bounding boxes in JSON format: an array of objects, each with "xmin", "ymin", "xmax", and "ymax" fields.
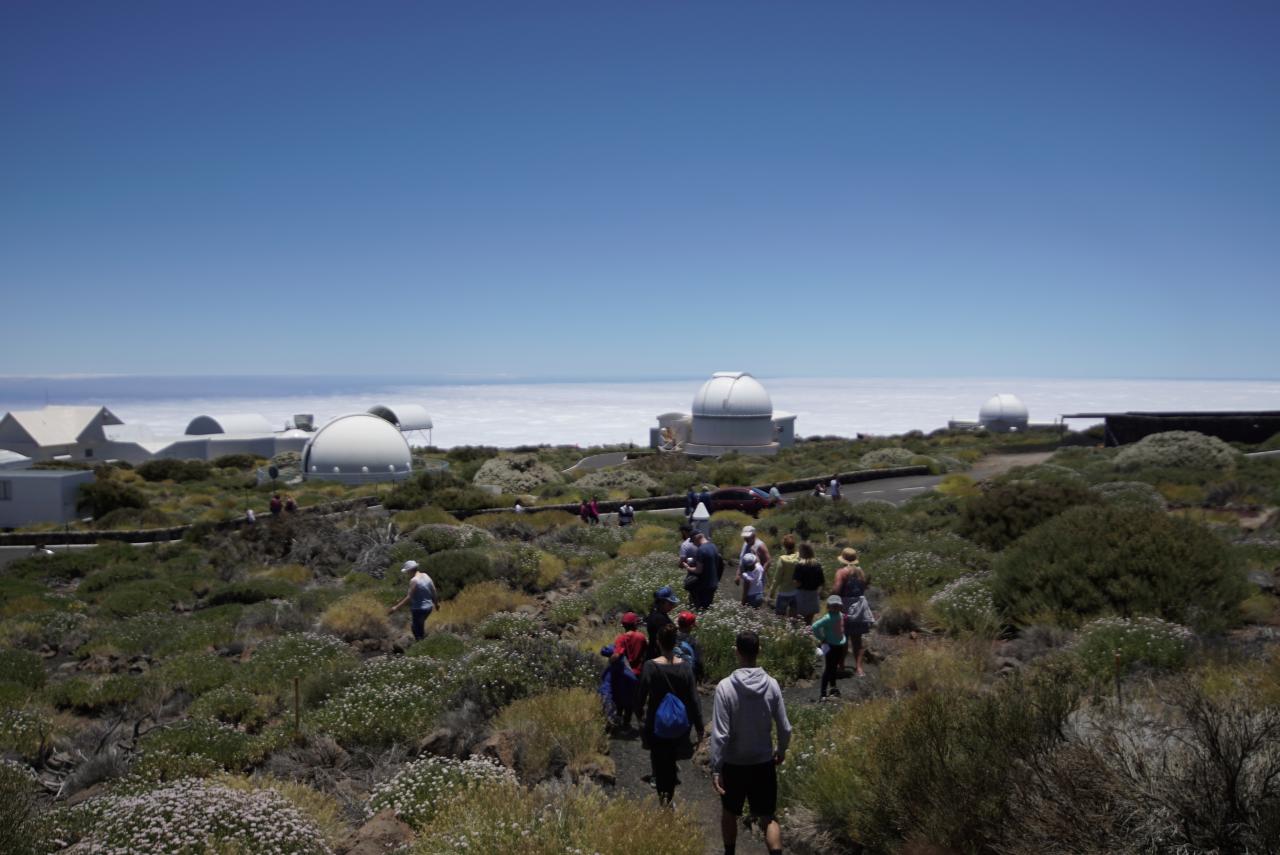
[{"xmin": 4, "ymin": 376, "xmax": 1279, "ymax": 449}]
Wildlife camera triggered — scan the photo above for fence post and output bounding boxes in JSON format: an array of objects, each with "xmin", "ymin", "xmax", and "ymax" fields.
[
  {"xmin": 1114, "ymin": 649, "xmax": 1122, "ymax": 705},
  {"xmin": 293, "ymin": 676, "xmax": 301, "ymax": 735}
]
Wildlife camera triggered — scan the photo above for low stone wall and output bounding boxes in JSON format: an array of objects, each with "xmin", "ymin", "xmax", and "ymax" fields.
[{"xmin": 453, "ymin": 465, "xmax": 930, "ymax": 519}]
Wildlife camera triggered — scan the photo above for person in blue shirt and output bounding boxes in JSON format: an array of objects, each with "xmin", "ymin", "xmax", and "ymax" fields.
[{"xmin": 388, "ymin": 560, "xmax": 439, "ymax": 641}]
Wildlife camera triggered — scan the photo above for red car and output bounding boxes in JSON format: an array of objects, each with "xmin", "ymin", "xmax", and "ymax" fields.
[{"xmin": 708, "ymin": 487, "xmax": 777, "ymax": 516}]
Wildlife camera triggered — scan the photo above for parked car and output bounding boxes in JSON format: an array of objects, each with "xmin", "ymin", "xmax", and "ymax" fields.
[{"xmin": 707, "ymin": 486, "xmax": 777, "ymax": 516}]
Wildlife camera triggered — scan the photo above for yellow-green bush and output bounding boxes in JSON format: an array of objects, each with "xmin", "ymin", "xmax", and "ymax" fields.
[
  {"xmin": 434, "ymin": 581, "xmax": 535, "ymax": 633},
  {"xmin": 492, "ymin": 688, "xmax": 609, "ymax": 781},
  {"xmin": 318, "ymin": 593, "xmax": 390, "ymax": 641},
  {"xmin": 615, "ymin": 523, "xmax": 674, "ymax": 558},
  {"xmin": 881, "ymin": 642, "xmax": 986, "ymax": 695}
]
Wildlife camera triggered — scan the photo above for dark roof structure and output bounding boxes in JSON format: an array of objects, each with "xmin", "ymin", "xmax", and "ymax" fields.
[{"xmin": 1060, "ymin": 411, "xmax": 1280, "ymax": 447}]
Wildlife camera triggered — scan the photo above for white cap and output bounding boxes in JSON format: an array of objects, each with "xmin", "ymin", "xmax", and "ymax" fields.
[
  {"xmin": 741, "ymin": 526, "xmax": 756, "ymax": 537},
  {"xmin": 741, "ymin": 552, "xmax": 758, "ymax": 567},
  {"xmin": 401, "ymin": 560, "xmax": 420, "ymax": 574}
]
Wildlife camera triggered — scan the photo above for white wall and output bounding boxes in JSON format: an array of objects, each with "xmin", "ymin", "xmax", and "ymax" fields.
[{"xmin": 0, "ymin": 471, "xmax": 95, "ymax": 529}]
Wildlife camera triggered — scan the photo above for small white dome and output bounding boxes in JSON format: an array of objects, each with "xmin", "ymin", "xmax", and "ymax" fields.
[
  {"xmin": 302, "ymin": 413, "xmax": 413, "ymax": 483},
  {"xmin": 692, "ymin": 372, "xmax": 773, "ymax": 419},
  {"xmin": 979, "ymin": 394, "xmax": 1030, "ymax": 431}
]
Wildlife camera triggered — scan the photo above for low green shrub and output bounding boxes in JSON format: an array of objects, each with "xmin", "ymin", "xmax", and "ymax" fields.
[
  {"xmin": 0, "ymin": 708, "xmax": 52, "ymax": 762},
  {"xmin": 867, "ymin": 550, "xmax": 967, "ymax": 594},
  {"xmin": 422, "ymin": 547, "xmax": 498, "ymax": 599},
  {"xmin": 205, "ymin": 578, "xmax": 298, "ymax": 607},
  {"xmin": 137, "ymin": 718, "xmax": 260, "ymax": 770},
  {"xmin": 313, "ymin": 656, "xmax": 447, "ymax": 745},
  {"xmin": 491, "ymin": 688, "xmax": 609, "ymax": 781},
  {"xmin": 0, "ymin": 760, "xmax": 44, "ymax": 855},
  {"xmin": 148, "ymin": 651, "xmax": 235, "ymax": 697},
  {"xmin": 1090, "ymin": 480, "xmax": 1166, "ymax": 510},
  {"xmin": 992, "ymin": 505, "xmax": 1250, "ymax": 633},
  {"xmin": 367, "ymin": 754, "xmax": 515, "ymax": 830},
  {"xmin": 406, "ymin": 631, "xmax": 466, "ymax": 659},
  {"xmin": 318, "ymin": 593, "xmax": 390, "ymax": 641},
  {"xmin": 695, "ymin": 601, "xmax": 815, "ymax": 684},
  {"xmin": 473, "ymin": 611, "xmax": 544, "ymax": 640},
  {"xmin": 136, "ymin": 458, "xmax": 212, "ymax": 482},
  {"xmin": 1073, "ymin": 616, "xmax": 1194, "ymax": 678},
  {"xmin": 46, "ymin": 674, "xmax": 143, "ymax": 714},
  {"xmin": 860, "ymin": 447, "xmax": 917, "ymax": 468},
  {"xmin": 409, "ymin": 523, "xmax": 495, "ymax": 554},
  {"xmin": 1114, "ymin": 430, "xmax": 1238, "ymax": 473},
  {"xmin": 928, "ymin": 574, "xmax": 1000, "ymax": 636},
  {"xmin": 958, "ymin": 480, "xmax": 1100, "ymax": 551},
  {"xmin": 76, "ymin": 477, "xmax": 148, "ymax": 520},
  {"xmin": 0, "ymin": 649, "xmax": 45, "ymax": 691}
]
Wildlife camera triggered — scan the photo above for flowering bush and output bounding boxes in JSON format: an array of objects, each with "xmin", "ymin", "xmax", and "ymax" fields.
[
  {"xmin": 1114, "ymin": 430, "xmax": 1238, "ymax": 473},
  {"xmin": 545, "ymin": 592, "xmax": 593, "ymax": 626},
  {"xmin": 313, "ymin": 656, "xmax": 447, "ymax": 746},
  {"xmin": 1074, "ymin": 616, "xmax": 1194, "ymax": 678},
  {"xmin": 147, "ymin": 651, "xmax": 235, "ymax": 698},
  {"xmin": 473, "ymin": 611, "xmax": 544, "ymax": 640},
  {"xmin": 446, "ymin": 637, "xmax": 598, "ymax": 716},
  {"xmin": 240, "ymin": 632, "xmax": 356, "ymax": 687},
  {"xmin": 695, "ymin": 601, "xmax": 815, "ymax": 684},
  {"xmin": 571, "ymin": 466, "xmax": 659, "ymax": 495},
  {"xmin": 368, "ymin": 754, "xmax": 515, "ymax": 830},
  {"xmin": 1090, "ymin": 480, "xmax": 1166, "ymax": 511},
  {"xmin": 473, "ymin": 455, "xmax": 562, "ymax": 493},
  {"xmin": 80, "ymin": 610, "xmax": 235, "ymax": 658},
  {"xmin": 0, "ymin": 708, "xmax": 52, "ymax": 761},
  {"xmin": 929, "ymin": 574, "xmax": 1000, "ymax": 636},
  {"xmin": 591, "ymin": 551, "xmax": 684, "ymax": 616},
  {"xmin": 138, "ymin": 718, "xmax": 261, "ymax": 771},
  {"xmin": 869, "ymin": 550, "xmax": 966, "ymax": 594},
  {"xmin": 0, "ymin": 759, "xmax": 44, "ymax": 855},
  {"xmin": 67, "ymin": 778, "xmax": 332, "ymax": 854},
  {"xmin": 860, "ymin": 447, "xmax": 918, "ymax": 468},
  {"xmin": 409, "ymin": 523, "xmax": 495, "ymax": 554}
]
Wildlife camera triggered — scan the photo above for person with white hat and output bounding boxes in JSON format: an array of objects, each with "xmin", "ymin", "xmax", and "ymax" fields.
[
  {"xmin": 388, "ymin": 560, "xmax": 439, "ymax": 642},
  {"xmin": 737, "ymin": 526, "xmax": 770, "ymax": 606}
]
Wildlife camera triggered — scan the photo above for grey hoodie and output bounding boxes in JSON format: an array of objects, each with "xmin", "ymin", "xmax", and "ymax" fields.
[{"xmin": 709, "ymin": 667, "xmax": 792, "ymax": 772}]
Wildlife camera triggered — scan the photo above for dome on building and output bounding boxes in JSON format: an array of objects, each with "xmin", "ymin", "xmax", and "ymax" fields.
[
  {"xmin": 302, "ymin": 413, "xmax": 413, "ymax": 483},
  {"xmin": 691, "ymin": 372, "xmax": 773, "ymax": 419},
  {"xmin": 978, "ymin": 394, "xmax": 1030, "ymax": 433}
]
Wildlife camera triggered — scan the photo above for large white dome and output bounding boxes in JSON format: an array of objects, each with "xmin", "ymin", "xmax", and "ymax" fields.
[
  {"xmin": 978, "ymin": 394, "xmax": 1030, "ymax": 432},
  {"xmin": 303, "ymin": 413, "xmax": 413, "ymax": 483},
  {"xmin": 692, "ymin": 372, "xmax": 773, "ymax": 419}
]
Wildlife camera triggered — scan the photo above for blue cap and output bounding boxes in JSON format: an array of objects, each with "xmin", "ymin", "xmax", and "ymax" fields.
[{"xmin": 655, "ymin": 586, "xmax": 679, "ymax": 604}]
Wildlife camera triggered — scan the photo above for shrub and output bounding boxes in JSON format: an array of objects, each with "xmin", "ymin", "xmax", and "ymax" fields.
[
  {"xmin": 446, "ymin": 637, "xmax": 598, "ymax": 717},
  {"xmin": 136, "ymin": 458, "xmax": 212, "ymax": 482},
  {"xmin": 880, "ymin": 643, "xmax": 986, "ymax": 695},
  {"xmin": 409, "ymin": 523, "xmax": 495, "ymax": 554},
  {"xmin": 46, "ymin": 674, "xmax": 143, "ymax": 713},
  {"xmin": 572, "ymin": 466, "xmax": 659, "ymax": 494},
  {"xmin": 238, "ymin": 632, "xmax": 357, "ymax": 706},
  {"xmin": 928, "ymin": 574, "xmax": 1000, "ymax": 636},
  {"xmin": 212, "ymin": 453, "xmax": 261, "ymax": 469},
  {"xmin": 189, "ymin": 684, "xmax": 273, "ymax": 730},
  {"xmin": 1073, "ymin": 616, "xmax": 1194, "ymax": 678},
  {"xmin": 213, "ymin": 774, "xmax": 346, "ymax": 850},
  {"xmin": 368, "ymin": 755, "xmax": 516, "ymax": 830},
  {"xmin": 992, "ymin": 505, "xmax": 1250, "ymax": 633},
  {"xmin": 546, "ymin": 593, "xmax": 593, "ymax": 626},
  {"xmin": 318, "ymin": 593, "xmax": 390, "ymax": 641},
  {"xmin": 0, "ymin": 650, "xmax": 45, "ymax": 692},
  {"xmin": 590, "ymin": 552, "xmax": 684, "ymax": 617},
  {"xmin": 472, "ymin": 455, "xmax": 562, "ymax": 493},
  {"xmin": 860, "ymin": 447, "xmax": 917, "ymax": 468},
  {"xmin": 434, "ymin": 581, "xmax": 535, "ymax": 634},
  {"xmin": 1090, "ymin": 479, "xmax": 1166, "ymax": 510},
  {"xmin": 65, "ymin": 778, "xmax": 330, "ymax": 853},
  {"xmin": 958, "ymin": 480, "xmax": 1100, "ymax": 551},
  {"xmin": 205, "ymin": 577, "xmax": 298, "ymax": 606},
  {"xmin": 149, "ymin": 651, "xmax": 235, "ymax": 697},
  {"xmin": 75, "ymin": 478, "xmax": 148, "ymax": 520},
  {"xmin": 0, "ymin": 760, "xmax": 43, "ymax": 855},
  {"xmin": 491, "ymin": 687, "xmax": 608, "ymax": 781},
  {"xmin": 313, "ymin": 656, "xmax": 447, "ymax": 745},
  {"xmin": 868, "ymin": 550, "xmax": 966, "ymax": 594},
  {"xmin": 1115, "ymin": 430, "xmax": 1238, "ymax": 473},
  {"xmin": 393, "ymin": 505, "xmax": 461, "ymax": 528},
  {"xmin": 0, "ymin": 708, "xmax": 52, "ymax": 763},
  {"xmin": 137, "ymin": 718, "xmax": 260, "ymax": 770},
  {"xmin": 407, "ymin": 631, "xmax": 466, "ymax": 659},
  {"xmin": 695, "ymin": 601, "xmax": 815, "ymax": 684},
  {"xmin": 473, "ymin": 611, "xmax": 544, "ymax": 640},
  {"xmin": 422, "ymin": 548, "xmax": 498, "ymax": 600}
]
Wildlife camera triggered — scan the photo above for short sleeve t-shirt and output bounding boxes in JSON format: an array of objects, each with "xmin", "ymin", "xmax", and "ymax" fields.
[{"xmin": 793, "ymin": 561, "xmax": 824, "ymax": 591}]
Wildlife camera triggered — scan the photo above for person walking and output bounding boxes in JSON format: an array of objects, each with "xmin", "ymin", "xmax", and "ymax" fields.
[
  {"xmin": 833, "ymin": 548, "xmax": 868, "ymax": 673},
  {"xmin": 269, "ymin": 493, "xmax": 283, "ymax": 517},
  {"xmin": 685, "ymin": 487, "xmax": 698, "ymax": 520},
  {"xmin": 828, "ymin": 476, "xmax": 841, "ymax": 500},
  {"xmin": 618, "ymin": 499, "xmax": 635, "ymax": 527},
  {"xmin": 388, "ymin": 560, "xmax": 440, "ymax": 642},
  {"xmin": 588, "ymin": 497, "xmax": 601, "ymax": 525},
  {"xmin": 689, "ymin": 532, "xmax": 722, "ymax": 610},
  {"xmin": 812, "ymin": 596, "xmax": 847, "ymax": 700},
  {"xmin": 579, "ymin": 499, "xmax": 591, "ymax": 525},
  {"xmin": 710, "ymin": 631, "xmax": 792, "ymax": 855},
  {"xmin": 766, "ymin": 534, "xmax": 800, "ymax": 618},
  {"xmin": 737, "ymin": 526, "xmax": 770, "ymax": 606},
  {"xmin": 739, "ymin": 553, "xmax": 765, "ymax": 608},
  {"xmin": 640, "ymin": 623, "xmax": 704, "ymax": 806},
  {"xmin": 675, "ymin": 610, "xmax": 704, "ymax": 683},
  {"xmin": 645, "ymin": 586, "xmax": 679, "ymax": 659},
  {"xmin": 610, "ymin": 612, "xmax": 648, "ymax": 731},
  {"xmin": 768, "ymin": 484, "xmax": 783, "ymax": 507},
  {"xmin": 678, "ymin": 524, "xmax": 698, "ymax": 572},
  {"xmin": 792, "ymin": 542, "xmax": 824, "ymax": 623}
]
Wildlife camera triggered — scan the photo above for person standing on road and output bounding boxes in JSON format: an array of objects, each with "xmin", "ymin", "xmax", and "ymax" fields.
[
  {"xmin": 710, "ymin": 630, "xmax": 791, "ymax": 855},
  {"xmin": 737, "ymin": 526, "xmax": 770, "ymax": 605},
  {"xmin": 589, "ymin": 497, "xmax": 602, "ymax": 525},
  {"xmin": 767, "ymin": 534, "xmax": 799, "ymax": 619},
  {"xmin": 792, "ymin": 542, "xmax": 825, "ymax": 623},
  {"xmin": 768, "ymin": 484, "xmax": 783, "ymax": 506},
  {"xmin": 640, "ymin": 623, "xmax": 704, "ymax": 806},
  {"xmin": 685, "ymin": 487, "xmax": 698, "ymax": 520},
  {"xmin": 689, "ymin": 532, "xmax": 722, "ymax": 610},
  {"xmin": 388, "ymin": 560, "xmax": 439, "ymax": 642},
  {"xmin": 812, "ymin": 595, "xmax": 847, "ymax": 700},
  {"xmin": 828, "ymin": 476, "xmax": 841, "ymax": 500},
  {"xmin": 618, "ymin": 499, "xmax": 635, "ymax": 527}
]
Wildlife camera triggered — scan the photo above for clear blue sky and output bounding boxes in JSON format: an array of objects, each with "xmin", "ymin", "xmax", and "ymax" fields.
[{"xmin": 2, "ymin": 1, "xmax": 1277, "ymax": 380}]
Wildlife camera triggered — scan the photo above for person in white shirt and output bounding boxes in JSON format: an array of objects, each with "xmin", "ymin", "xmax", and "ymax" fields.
[{"xmin": 739, "ymin": 553, "xmax": 765, "ymax": 608}]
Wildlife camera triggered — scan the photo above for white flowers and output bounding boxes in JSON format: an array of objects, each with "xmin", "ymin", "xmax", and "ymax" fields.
[{"xmin": 367, "ymin": 754, "xmax": 515, "ymax": 830}]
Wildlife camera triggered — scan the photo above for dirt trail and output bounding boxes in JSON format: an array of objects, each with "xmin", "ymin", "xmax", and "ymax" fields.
[{"xmin": 968, "ymin": 450, "xmax": 1055, "ymax": 481}]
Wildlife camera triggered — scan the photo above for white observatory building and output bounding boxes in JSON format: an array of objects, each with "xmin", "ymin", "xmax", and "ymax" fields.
[
  {"xmin": 651, "ymin": 372, "xmax": 796, "ymax": 457},
  {"xmin": 949, "ymin": 393, "xmax": 1043, "ymax": 433},
  {"xmin": 302, "ymin": 413, "xmax": 414, "ymax": 484}
]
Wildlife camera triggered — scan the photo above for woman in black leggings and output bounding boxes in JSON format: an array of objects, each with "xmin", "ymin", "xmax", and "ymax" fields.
[{"xmin": 639, "ymin": 623, "xmax": 705, "ymax": 804}]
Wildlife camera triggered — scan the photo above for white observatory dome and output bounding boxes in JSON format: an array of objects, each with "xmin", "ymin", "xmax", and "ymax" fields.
[
  {"xmin": 302, "ymin": 413, "xmax": 413, "ymax": 483},
  {"xmin": 978, "ymin": 394, "xmax": 1030, "ymax": 433},
  {"xmin": 689, "ymin": 372, "xmax": 775, "ymax": 449},
  {"xmin": 692, "ymin": 372, "xmax": 773, "ymax": 419}
]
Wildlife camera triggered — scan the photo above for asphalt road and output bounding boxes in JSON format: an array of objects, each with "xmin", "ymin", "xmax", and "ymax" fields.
[{"xmin": 786, "ymin": 472, "xmax": 943, "ymax": 507}]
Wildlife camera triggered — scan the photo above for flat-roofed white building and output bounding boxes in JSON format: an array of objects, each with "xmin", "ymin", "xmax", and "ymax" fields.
[
  {"xmin": 0, "ymin": 468, "xmax": 95, "ymax": 529},
  {"xmin": 0, "ymin": 406, "xmax": 123, "ymax": 462}
]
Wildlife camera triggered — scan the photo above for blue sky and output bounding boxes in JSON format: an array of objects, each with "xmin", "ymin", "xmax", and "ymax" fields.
[{"xmin": 2, "ymin": 1, "xmax": 1277, "ymax": 380}]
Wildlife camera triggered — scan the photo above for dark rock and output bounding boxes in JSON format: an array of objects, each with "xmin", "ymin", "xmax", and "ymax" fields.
[{"xmin": 1247, "ymin": 569, "xmax": 1277, "ymax": 594}]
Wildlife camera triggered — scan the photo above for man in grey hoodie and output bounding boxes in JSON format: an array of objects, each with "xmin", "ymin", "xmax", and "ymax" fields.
[{"xmin": 709, "ymin": 630, "xmax": 792, "ymax": 855}]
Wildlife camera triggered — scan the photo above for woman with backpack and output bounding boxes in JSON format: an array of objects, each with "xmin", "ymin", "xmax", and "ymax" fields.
[
  {"xmin": 833, "ymin": 548, "xmax": 868, "ymax": 672},
  {"xmin": 792, "ymin": 541, "xmax": 825, "ymax": 624},
  {"xmin": 639, "ymin": 623, "xmax": 704, "ymax": 805}
]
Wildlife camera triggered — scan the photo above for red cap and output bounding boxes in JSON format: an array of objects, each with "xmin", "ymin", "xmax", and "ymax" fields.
[
  {"xmin": 677, "ymin": 611, "xmax": 697, "ymax": 628},
  {"xmin": 621, "ymin": 611, "xmax": 639, "ymax": 628}
]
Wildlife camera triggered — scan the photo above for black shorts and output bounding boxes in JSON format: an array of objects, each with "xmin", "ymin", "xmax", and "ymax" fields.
[{"xmin": 719, "ymin": 761, "xmax": 777, "ymax": 819}]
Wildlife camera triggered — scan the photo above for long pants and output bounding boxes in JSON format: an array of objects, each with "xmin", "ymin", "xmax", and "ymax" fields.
[
  {"xmin": 649, "ymin": 736, "xmax": 681, "ymax": 802},
  {"xmin": 411, "ymin": 608, "xmax": 432, "ymax": 641},
  {"xmin": 692, "ymin": 588, "xmax": 715, "ymax": 610},
  {"xmin": 820, "ymin": 647, "xmax": 842, "ymax": 696}
]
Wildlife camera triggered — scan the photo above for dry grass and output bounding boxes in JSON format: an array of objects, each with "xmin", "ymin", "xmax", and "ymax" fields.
[
  {"xmin": 318, "ymin": 593, "xmax": 390, "ymax": 641},
  {"xmin": 615, "ymin": 524, "xmax": 674, "ymax": 558},
  {"xmin": 433, "ymin": 581, "xmax": 535, "ymax": 633},
  {"xmin": 881, "ymin": 641, "xmax": 987, "ymax": 695},
  {"xmin": 253, "ymin": 563, "xmax": 312, "ymax": 585},
  {"xmin": 492, "ymin": 687, "xmax": 610, "ymax": 781}
]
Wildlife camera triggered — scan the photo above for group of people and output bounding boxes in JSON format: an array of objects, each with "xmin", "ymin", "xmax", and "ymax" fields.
[
  {"xmin": 575, "ymin": 496, "xmax": 636, "ymax": 526},
  {"xmin": 810, "ymin": 475, "xmax": 843, "ymax": 499},
  {"xmin": 602, "ymin": 587, "xmax": 793, "ymax": 855},
  {"xmin": 268, "ymin": 492, "xmax": 298, "ymax": 516}
]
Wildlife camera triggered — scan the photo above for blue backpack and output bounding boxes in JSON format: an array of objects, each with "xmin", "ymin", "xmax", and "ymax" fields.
[{"xmin": 653, "ymin": 670, "xmax": 691, "ymax": 739}]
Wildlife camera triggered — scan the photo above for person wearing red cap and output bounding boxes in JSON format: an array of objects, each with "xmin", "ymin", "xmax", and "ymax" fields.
[
  {"xmin": 610, "ymin": 612, "xmax": 647, "ymax": 731},
  {"xmin": 675, "ymin": 610, "xmax": 704, "ymax": 683}
]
